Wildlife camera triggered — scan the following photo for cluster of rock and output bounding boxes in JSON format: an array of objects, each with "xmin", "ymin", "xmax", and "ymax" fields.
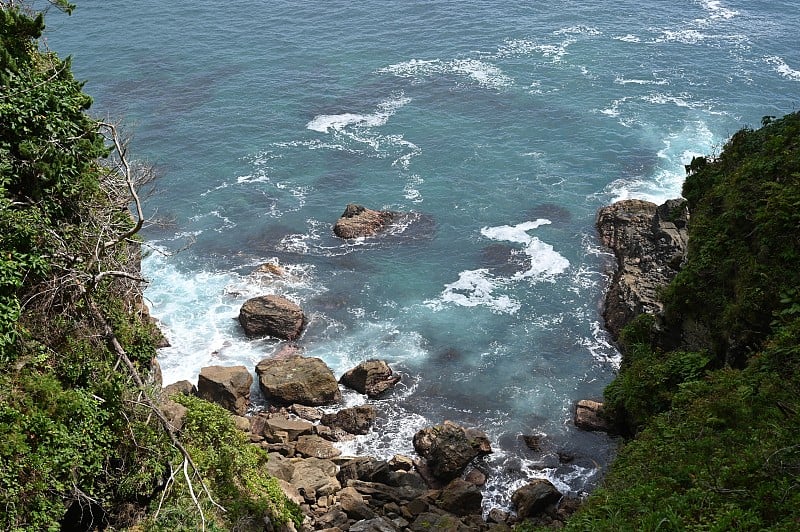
[
  {"xmin": 161, "ymin": 353, "xmax": 580, "ymax": 530},
  {"xmin": 154, "ymin": 200, "xmax": 672, "ymax": 530},
  {"xmin": 596, "ymin": 198, "xmax": 689, "ymax": 339}
]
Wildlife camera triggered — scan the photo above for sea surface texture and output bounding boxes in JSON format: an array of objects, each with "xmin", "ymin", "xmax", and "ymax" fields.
[{"xmin": 52, "ymin": 0, "xmax": 799, "ymax": 511}]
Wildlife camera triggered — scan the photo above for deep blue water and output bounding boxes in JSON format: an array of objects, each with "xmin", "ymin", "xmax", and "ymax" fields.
[{"xmin": 51, "ymin": 0, "xmax": 799, "ymax": 512}]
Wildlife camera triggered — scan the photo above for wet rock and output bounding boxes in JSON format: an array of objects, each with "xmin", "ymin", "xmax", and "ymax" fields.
[
  {"xmin": 238, "ymin": 294, "xmax": 305, "ymax": 340},
  {"xmin": 464, "ymin": 468, "xmax": 486, "ymax": 487},
  {"xmin": 511, "ymin": 479, "xmax": 562, "ymax": 519},
  {"xmin": 340, "ymin": 359, "xmax": 401, "ymax": 397},
  {"xmin": 413, "ymin": 421, "xmax": 492, "ymax": 482},
  {"xmin": 597, "ymin": 198, "xmax": 688, "ymax": 338},
  {"xmin": 321, "ymin": 405, "xmax": 377, "ymax": 435},
  {"xmin": 521, "ymin": 434, "xmax": 542, "ymax": 452},
  {"xmin": 333, "ymin": 203, "xmax": 396, "ymax": 239},
  {"xmin": 256, "ymin": 355, "xmax": 341, "ymax": 406},
  {"xmin": 437, "ymin": 478, "xmax": 483, "ymax": 516},
  {"xmin": 196, "ymin": 365, "xmax": 252, "ymax": 415},
  {"xmin": 574, "ymin": 399, "xmax": 609, "ymax": 432}
]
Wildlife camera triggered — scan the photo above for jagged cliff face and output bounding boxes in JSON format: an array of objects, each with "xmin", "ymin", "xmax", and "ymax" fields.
[{"xmin": 596, "ymin": 198, "xmax": 689, "ymax": 340}]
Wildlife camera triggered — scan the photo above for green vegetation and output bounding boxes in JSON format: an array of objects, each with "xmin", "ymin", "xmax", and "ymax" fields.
[
  {"xmin": 563, "ymin": 112, "xmax": 800, "ymax": 530},
  {"xmin": 1, "ymin": 3, "xmax": 298, "ymax": 529}
]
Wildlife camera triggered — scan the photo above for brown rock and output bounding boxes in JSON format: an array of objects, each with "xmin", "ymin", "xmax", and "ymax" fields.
[
  {"xmin": 290, "ymin": 403, "xmax": 324, "ymax": 422},
  {"xmin": 575, "ymin": 399, "xmax": 609, "ymax": 432},
  {"xmin": 197, "ymin": 365, "xmax": 252, "ymax": 415},
  {"xmin": 263, "ymin": 416, "xmax": 314, "ymax": 442},
  {"xmin": 160, "ymin": 399, "xmax": 187, "ymax": 433},
  {"xmin": 340, "ymin": 360, "xmax": 401, "ymax": 397},
  {"xmin": 295, "ymin": 435, "xmax": 342, "ymax": 459},
  {"xmin": 238, "ymin": 294, "xmax": 305, "ymax": 340},
  {"xmin": 338, "ymin": 486, "xmax": 378, "ymax": 521},
  {"xmin": 412, "ymin": 421, "xmax": 492, "ymax": 482},
  {"xmin": 511, "ymin": 479, "xmax": 562, "ymax": 519},
  {"xmin": 321, "ymin": 405, "xmax": 377, "ymax": 435},
  {"xmin": 464, "ymin": 468, "xmax": 486, "ymax": 487},
  {"xmin": 163, "ymin": 379, "xmax": 196, "ymax": 397},
  {"xmin": 437, "ymin": 478, "xmax": 482, "ymax": 516},
  {"xmin": 256, "ymin": 355, "xmax": 341, "ymax": 406},
  {"xmin": 597, "ymin": 198, "xmax": 688, "ymax": 339},
  {"xmin": 290, "ymin": 457, "xmax": 341, "ymax": 501},
  {"xmin": 333, "ymin": 203, "xmax": 396, "ymax": 239}
]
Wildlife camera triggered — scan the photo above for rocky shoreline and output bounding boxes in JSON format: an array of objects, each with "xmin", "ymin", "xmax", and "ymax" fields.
[{"xmin": 157, "ymin": 199, "xmax": 688, "ymax": 531}]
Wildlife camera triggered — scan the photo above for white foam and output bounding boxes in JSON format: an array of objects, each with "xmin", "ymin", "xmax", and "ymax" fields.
[
  {"xmin": 657, "ymin": 29, "xmax": 709, "ymax": 44},
  {"xmin": 377, "ymin": 57, "xmax": 512, "ymax": 89},
  {"xmin": 614, "ymin": 34, "xmax": 641, "ymax": 43},
  {"xmin": 700, "ymin": 0, "xmax": 738, "ymax": 21},
  {"xmin": 614, "ymin": 75, "xmax": 669, "ymax": 86},
  {"xmin": 553, "ymin": 25, "xmax": 602, "ymax": 36},
  {"xmin": 433, "ymin": 269, "xmax": 521, "ymax": 314},
  {"xmin": 306, "ymin": 94, "xmax": 411, "ymax": 133},
  {"xmin": 480, "ymin": 220, "xmax": 570, "ymax": 280},
  {"xmin": 604, "ymin": 120, "xmax": 715, "ymax": 204},
  {"xmin": 764, "ymin": 56, "xmax": 800, "ymax": 81},
  {"xmin": 143, "ymin": 249, "xmax": 319, "ymax": 385}
]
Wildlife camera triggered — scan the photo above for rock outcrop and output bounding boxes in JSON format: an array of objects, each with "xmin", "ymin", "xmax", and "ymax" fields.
[
  {"xmin": 238, "ymin": 294, "xmax": 305, "ymax": 340},
  {"xmin": 255, "ymin": 355, "xmax": 341, "ymax": 406},
  {"xmin": 597, "ymin": 198, "xmax": 688, "ymax": 339},
  {"xmin": 333, "ymin": 204, "xmax": 396, "ymax": 239},
  {"xmin": 574, "ymin": 399, "xmax": 609, "ymax": 432},
  {"xmin": 413, "ymin": 421, "xmax": 492, "ymax": 482},
  {"xmin": 340, "ymin": 360, "xmax": 401, "ymax": 398},
  {"xmin": 196, "ymin": 365, "xmax": 253, "ymax": 415}
]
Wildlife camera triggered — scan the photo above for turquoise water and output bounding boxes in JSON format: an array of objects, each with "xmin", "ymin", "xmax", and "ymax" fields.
[{"xmin": 51, "ymin": 0, "xmax": 799, "ymax": 511}]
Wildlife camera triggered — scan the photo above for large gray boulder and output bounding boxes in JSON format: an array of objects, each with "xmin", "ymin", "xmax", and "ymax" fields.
[
  {"xmin": 333, "ymin": 204, "xmax": 395, "ymax": 239},
  {"xmin": 437, "ymin": 478, "xmax": 483, "ymax": 516},
  {"xmin": 511, "ymin": 479, "xmax": 562, "ymax": 519},
  {"xmin": 238, "ymin": 294, "xmax": 305, "ymax": 340},
  {"xmin": 340, "ymin": 360, "xmax": 401, "ymax": 398},
  {"xmin": 596, "ymin": 198, "xmax": 688, "ymax": 338},
  {"xmin": 255, "ymin": 355, "xmax": 341, "ymax": 406},
  {"xmin": 412, "ymin": 421, "xmax": 492, "ymax": 482},
  {"xmin": 196, "ymin": 365, "xmax": 252, "ymax": 415}
]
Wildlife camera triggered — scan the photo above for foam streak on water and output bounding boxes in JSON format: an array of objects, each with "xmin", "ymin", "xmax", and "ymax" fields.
[{"xmin": 50, "ymin": 0, "xmax": 800, "ymax": 515}]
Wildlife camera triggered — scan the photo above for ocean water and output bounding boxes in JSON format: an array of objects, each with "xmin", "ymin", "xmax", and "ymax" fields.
[{"xmin": 50, "ymin": 0, "xmax": 799, "ymax": 513}]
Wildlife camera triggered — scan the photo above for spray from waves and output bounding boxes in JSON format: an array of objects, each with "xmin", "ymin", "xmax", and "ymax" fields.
[
  {"xmin": 599, "ymin": 117, "xmax": 716, "ymax": 204},
  {"xmin": 376, "ymin": 58, "xmax": 512, "ymax": 89},
  {"xmin": 306, "ymin": 94, "xmax": 412, "ymax": 133},
  {"xmin": 426, "ymin": 220, "xmax": 569, "ymax": 314},
  {"xmin": 764, "ymin": 56, "xmax": 800, "ymax": 81},
  {"xmin": 480, "ymin": 220, "xmax": 570, "ymax": 280},
  {"xmin": 142, "ymin": 248, "xmax": 321, "ymax": 385}
]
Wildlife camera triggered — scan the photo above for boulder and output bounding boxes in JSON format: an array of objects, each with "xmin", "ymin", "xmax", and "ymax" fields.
[
  {"xmin": 437, "ymin": 478, "xmax": 483, "ymax": 516},
  {"xmin": 256, "ymin": 355, "xmax": 341, "ymax": 406},
  {"xmin": 160, "ymin": 399, "xmax": 188, "ymax": 433},
  {"xmin": 596, "ymin": 198, "xmax": 688, "ymax": 339},
  {"xmin": 163, "ymin": 379, "xmax": 196, "ymax": 397},
  {"xmin": 290, "ymin": 403, "xmax": 323, "ymax": 422},
  {"xmin": 340, "ymin": 360, "xmax": 401, "ymax": 397},
  {"xmin": 575, "ymin": 399, "xmax": 609, "ymax": 432},
  {"xmin": 333, "ymin": 204, "xmax": 395, "ymax": 239},
  {"xmin": 289, "ymin": 457, "xmax": 341, "ymax": 501},
  {"xmin": 238, "ymin": 294, "xmax": 305, "ymax": 340},
  {"xmin": 320, "ymin": 405, "xmax": 377, "ymax": 435},
  {"xmin": 295, "ymin": 434, "xmax": 342, "ymax": 459},
  {"xmin": 196, "ymin": 365, "xmax": 252, "ymax": 415},
  {"xmin": 412, "ymin": 421, "xmax": 492, "ymax": 482},
  {"xmin": 253, "ymin": 414, "xmax": 314, "ymax": 442},
  {"xmin": 338, "ymin": 486, "xmax": 378, "ymax": 521},
  {"xmin": 511, "ymin": 479, "xmax": 562, "ymax": 519},
  {"xmin": 349, "ymin": 517, "xmax": 400, "ymax": 531}
]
